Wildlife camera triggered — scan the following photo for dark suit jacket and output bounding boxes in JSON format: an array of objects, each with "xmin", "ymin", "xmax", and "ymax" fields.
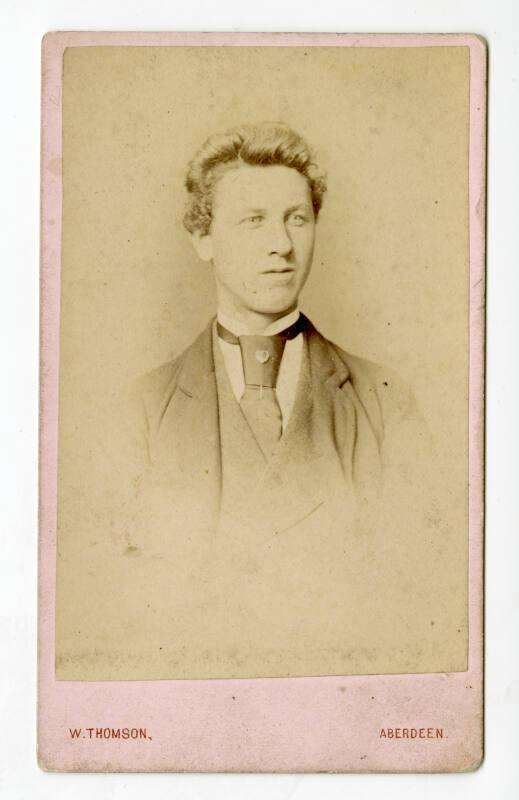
[
  {"xmin": 130, "ymin": 314, "xmax": 423, "ymax": 535},
  {"xmin": 104, "ymin": 315, "xmax": 453, "ymax": 684}
]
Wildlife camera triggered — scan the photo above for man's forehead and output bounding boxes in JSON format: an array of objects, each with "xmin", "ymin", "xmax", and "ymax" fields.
[{"xmin": 213, "ymin": 163, "xmax": 311, "ymax": 208}]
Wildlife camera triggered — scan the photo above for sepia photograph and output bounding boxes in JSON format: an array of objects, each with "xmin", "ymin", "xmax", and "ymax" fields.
[{"xmin": 53, "ymin": 41, "xmax": 472, "ymax": 681}]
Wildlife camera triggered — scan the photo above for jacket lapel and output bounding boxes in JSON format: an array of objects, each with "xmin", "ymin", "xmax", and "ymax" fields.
[
  {"xmin": 146, "ymin": 319, "xmax": 221, "ymax": 524},
  {"xmin": 305, "ymin": 318, "xmax": 356, "ymax": 485},
  {"xmin": 304, "ymin": 318, "xmax": 382, "ymax": 489}
]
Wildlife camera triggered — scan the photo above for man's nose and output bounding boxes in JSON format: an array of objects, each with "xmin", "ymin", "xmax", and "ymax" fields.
[{"xmin": 267, "ymin": 221, "xmax": 293, "ymax": 257}]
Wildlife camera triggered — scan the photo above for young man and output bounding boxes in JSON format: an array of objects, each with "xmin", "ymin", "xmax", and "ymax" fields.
[
  {"xmin": 115, "ymin": 123, "xmax": 455, "ymax": 680},
  {"xmin": 134, "ymin": 121, "xmax": 420, "ymax": 534}
]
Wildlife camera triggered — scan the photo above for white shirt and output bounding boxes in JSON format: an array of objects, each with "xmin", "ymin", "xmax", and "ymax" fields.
[{"xmin": 216, "ymin": 309, "xmax": 304, "ymax": 430}]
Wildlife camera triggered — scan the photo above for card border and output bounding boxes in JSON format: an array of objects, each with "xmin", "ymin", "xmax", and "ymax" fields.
[{"xmin": 38, "ymin": 31, "xmax": 486, "ymax": 773}]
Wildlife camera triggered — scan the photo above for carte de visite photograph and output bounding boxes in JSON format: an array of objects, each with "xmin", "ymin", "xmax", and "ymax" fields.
[{"xmin": 39, "ymin": 32, "xmax": 485, "ymax": 773}]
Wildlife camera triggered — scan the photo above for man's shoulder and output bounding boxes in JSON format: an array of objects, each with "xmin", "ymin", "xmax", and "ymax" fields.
[
  {"xmin": 135, "ymin": 352, "xmax": 186, "ymax": 399},
  {"xmin": 310, "ymin": 324, "xmax": 419, "ymax": 424},
  {"xmin": 135, "ymin": 319, "xmax": 214, "ymax": 401},
  {"xmin": 333, "ymin": 341, "xmax": 409, "ymax": 397}
]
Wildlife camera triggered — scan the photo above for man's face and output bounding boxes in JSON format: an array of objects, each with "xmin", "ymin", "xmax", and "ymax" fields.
[{"xmin": 191, "ymin": 164, "xmax": 316, "ymax": 319}]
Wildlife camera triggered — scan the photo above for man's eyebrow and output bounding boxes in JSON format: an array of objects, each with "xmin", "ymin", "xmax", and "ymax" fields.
[{"xmin": 284, "ymin": 202, "xmax": 312, "ymax": 213}]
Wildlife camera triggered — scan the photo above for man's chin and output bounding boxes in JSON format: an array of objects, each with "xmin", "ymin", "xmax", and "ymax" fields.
[
  {"xmin": 248, "ymin": 303, "xmax": 298, "ymax": 319},
  {"xmin": 247, "ymin": 292, "xmax": 299, "ymax": 318}
]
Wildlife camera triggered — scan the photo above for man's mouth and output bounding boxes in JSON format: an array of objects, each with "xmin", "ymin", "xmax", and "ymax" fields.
[
  {"xmin": 261, "ymin": 267, "xmax": 295, "ymax": 275},
  {"xmin": 259, "ymin": 269, "xmax": 295, "ymax": 286}
]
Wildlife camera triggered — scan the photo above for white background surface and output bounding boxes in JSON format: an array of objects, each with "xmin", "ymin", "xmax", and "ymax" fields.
[{"xmin": 1, "ymin": 0, "xmax": 518, "ymax": 797}]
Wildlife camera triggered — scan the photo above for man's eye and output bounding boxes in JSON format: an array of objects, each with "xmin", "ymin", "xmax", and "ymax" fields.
[
  {"xmin": 288, "ymin": 213, "xmax": 307, "ymax": 226},
  {"xmin": 242, "ymin": 215, "xmax": 263, "ymax": 225}
]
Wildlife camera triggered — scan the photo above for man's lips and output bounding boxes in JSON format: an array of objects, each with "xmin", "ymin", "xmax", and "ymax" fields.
[
  {"xmin": 260, "ymin": 267, "xmax": 295, "ymax": 274},
  {"xmin": 259, "ymin": 269, "xmax": 296, "ymax": 285}
]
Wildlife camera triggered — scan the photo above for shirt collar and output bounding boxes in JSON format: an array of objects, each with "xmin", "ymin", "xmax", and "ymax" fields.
[{"xmin": 216, "ymin": 308, "xmax": 300, "ymax": 338}]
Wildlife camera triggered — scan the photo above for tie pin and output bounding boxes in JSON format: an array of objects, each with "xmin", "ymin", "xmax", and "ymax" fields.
[{"xmin": 255, "ymin": 349, "xmax": 270, "ymax": 364}]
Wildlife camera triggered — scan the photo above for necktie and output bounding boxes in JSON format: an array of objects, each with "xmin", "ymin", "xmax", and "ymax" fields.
[
  {"xmin": 238, "ymin": 335, "xmax": 285, "ymax": 459},
  {"xmin": 217, "ymin": 316, "xmax": 305, "ymax": 459}
]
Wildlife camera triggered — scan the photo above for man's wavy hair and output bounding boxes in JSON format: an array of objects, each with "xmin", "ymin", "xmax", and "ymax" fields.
[{"xmin": 183, "ymin": 122, "xmax": 327, "ymax": 235}]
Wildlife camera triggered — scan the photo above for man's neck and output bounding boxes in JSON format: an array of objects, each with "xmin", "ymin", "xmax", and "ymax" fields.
[{"xmin": 217, "ymin": 307, "xmax": 300, "ymax": 337}]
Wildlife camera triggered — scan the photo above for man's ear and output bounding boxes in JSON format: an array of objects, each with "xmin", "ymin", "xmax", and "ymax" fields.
[{"xmin": 188, "ymin": 230, "xmax": 213, "ymax": 263}]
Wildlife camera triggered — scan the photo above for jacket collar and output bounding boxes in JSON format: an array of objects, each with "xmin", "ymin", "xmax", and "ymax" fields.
[
  {"xmin": 176, "ymin": 317, "xmax": 216, "ymax": 398},
  {"xmin": 303, "ymin": 315, "xmax": 350, "ymax": 388}
]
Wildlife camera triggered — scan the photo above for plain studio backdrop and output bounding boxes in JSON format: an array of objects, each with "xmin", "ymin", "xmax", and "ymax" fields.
[{"xmin": 55, "ymin": 44, "xmax": 470, "ymax": 679}]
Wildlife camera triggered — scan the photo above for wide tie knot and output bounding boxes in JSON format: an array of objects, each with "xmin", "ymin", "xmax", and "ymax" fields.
[{"xmin": 238, "ymin": 335, "xmax": 285, "ymax": 389}]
